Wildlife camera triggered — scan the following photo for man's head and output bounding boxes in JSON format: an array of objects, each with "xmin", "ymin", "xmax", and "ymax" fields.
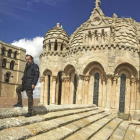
[{"xmin": 25, "ymin": 54, "xmax": 33, "ymax": 64}]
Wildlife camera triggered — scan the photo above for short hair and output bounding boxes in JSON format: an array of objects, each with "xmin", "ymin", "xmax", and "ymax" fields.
[{"xmin": 25, "ymin": 54, "xmax": 34, "ymax": 60}]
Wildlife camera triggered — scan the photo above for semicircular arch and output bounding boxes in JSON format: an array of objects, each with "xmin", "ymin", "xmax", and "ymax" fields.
[{"xmin": 114, "ymin": 63, "xmax": 138, "ymax": 78}]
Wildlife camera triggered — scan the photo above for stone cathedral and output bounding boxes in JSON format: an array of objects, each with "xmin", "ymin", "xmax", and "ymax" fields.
[{"xmin": 39, "ymin": 0, "xmax": 140, "ymax": 118}]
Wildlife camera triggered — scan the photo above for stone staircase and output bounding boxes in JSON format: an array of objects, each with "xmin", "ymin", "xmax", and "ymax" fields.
[{"xmin": 0, "ymin": 105, "xmax": 140, "ymax": 140}]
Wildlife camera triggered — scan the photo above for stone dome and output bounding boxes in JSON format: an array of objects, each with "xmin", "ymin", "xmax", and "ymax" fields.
[{"xmin": 43, "ymin": 23, "xmax": 69, "ymax": 46}]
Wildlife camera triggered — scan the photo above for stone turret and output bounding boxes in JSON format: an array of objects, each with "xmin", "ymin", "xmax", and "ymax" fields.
[{"xmin": 43, "ymin": 23, "xmax": 69, "ymax": 53}]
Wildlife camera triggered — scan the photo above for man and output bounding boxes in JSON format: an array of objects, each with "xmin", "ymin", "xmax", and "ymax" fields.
[{"xmin": 13, "ymin": 54, "xmax": 39, "ymax": 117}]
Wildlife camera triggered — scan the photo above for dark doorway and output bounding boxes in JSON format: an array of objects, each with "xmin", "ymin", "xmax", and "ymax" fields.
[
  {"xmin": 73, "ymin": 74, "xmax": 77, "ymax": 104},
  {"xmin": 58, "ymin": 72, "xmax": 62, "ymax": 105},
  {"xmin": 119, "ymin": 74, "xmax": 126, "ymax": 113},
  {"xmin": 93, "ymin": 73, "xmax": 100, "ymax": 106},
  {"xmin": 48, "ymin": 75, "xmax": 51, "ymax": 105}
]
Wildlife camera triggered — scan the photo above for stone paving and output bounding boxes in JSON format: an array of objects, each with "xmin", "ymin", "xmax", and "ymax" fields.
[{"xmin": 0, "ymin": 105, "xmax": 140, "ymax": 140}]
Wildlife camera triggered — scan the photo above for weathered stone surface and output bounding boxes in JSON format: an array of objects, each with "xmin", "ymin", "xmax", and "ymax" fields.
[
  {"xmin": 123, "ymin": 125, "xmax": 136, "ymax": 140},
  {"xmin": 0, "ymin": 106, "xmax": 103, "ymax": 139},
  {"xmin": 90, "ymin": 118, "xmax": 122, "ymax": 140},
  {"xmin": 38, "ymin": 0, "xmax": 140, "ymax": 121},
  {"xmin": 109, "ymin": 121, "xmax": 129, "ymax": 140},
  {"xmin": 0, "ymin": 104, "xmax": 96, "ymax": 119},
  {"xmin": 0, "ymin": 105, "xmax": 140, "ymax": 140}
]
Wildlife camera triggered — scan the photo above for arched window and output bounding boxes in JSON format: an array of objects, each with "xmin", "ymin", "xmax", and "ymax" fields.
[
  {"xmin": 48, "ymin": 75, "xmax": 51, "ymax": 105},
  {"xmin": 93, "ymin": 73, "xmax": 100, "ymax": 106},
  {"xmin": 73, "ymin": 74, "xmax": 77, "ymax": 104},
  {"xmin": 2, "ymin": 59, "xmax": 7, "ymax": 68},
  {"xmin": 14, "ymin": 51, "xmax": 17, "ymax": 59},
  {"xmin": 8, "ymin": 49, "xmax": 12, "ymax": 57},
  {"xmin": 119, "ymin": 74, "xmax": 126, "ymax": 113},
  {"xmin": 10, "ymin": 61, "xmax": 15, "ymax": 70},
  {"xmin": 1, "ymin": 47, "xmax": 5, "ymax": 55},
  {"xmin": 5, "ymin": 73, "xmax": 10, "ymax": 83},
  {"xmin": 49, "ymin": 41, "xmax": 51, "ymax": 51},
  {"xmin": 61, "ymin": 43, "xmax": 63, "ymax": 51},
  {"xmin": 54, "ymin": 40, "xmax": 57, "ymax": 51}
]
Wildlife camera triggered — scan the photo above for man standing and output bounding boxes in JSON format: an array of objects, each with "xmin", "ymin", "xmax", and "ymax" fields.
[{"xmin": 13, "ymin": 54, "xmax": 39, "ymax": 117}]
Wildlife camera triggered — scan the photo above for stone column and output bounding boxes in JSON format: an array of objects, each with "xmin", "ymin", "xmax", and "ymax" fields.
[
  {"xmin": 39, "ymin": 76, "xmax": 45, "ymax": 105},
  {"xmin": 136, "ymin": 80, "xmax": 140, "ymax": 110},
  {"xmin": 61, "ymin": 77, "xmax": 66, "ymax": 104},
  {"xmin": 101, "ymin": 77, "xmax": 106, "ymax": 108},
  {"xmin": 51, "ymin": 76, "xmax": 57, "ymax": 105},
  {"xmin": 111, "ymin": 76, "xmax": 118, "ymax": 109},
  {"xmin": 98, "ymin": 76, "xmax": 103, "ymax": 107},
  {"xmin": 66, "ymin": 77, "xmax": 71, "ymax": 104},
  {"xmin": 43, "ymin": 45, "xmax": 46, "ymax": 52},
  {"xmin": 88, "ymin": 76, "xmax": 94, "ymax": 104},
  {"xmin": 125, "ymin": 78, "xmax": 131, "ymax": 114},
  {"xmin": 58, "ymin": 43, "xmax": 62, "ymax": 51},
  {"xmin": 84, "ymin": 75, "xmax": 90, "ymax": 104},
  {"xmin": 51, "ymin": 43, "xmax": 55, "ymax": 51},
  {"xmin": 106, "ymin": 74, "xmax": 113, "ymax": 109},
  {"xmin": 77, "ymin": 75, "xmax": 84, "ymax": 104},
  {"xmin": 130, "ymin": 78, "xmax": 136, "ymax": 110},
  {"xmin": 44, "ymin": 76, "xmax": 48, "ymax": 105},
  {"xmin": 115, "ymin": 77, "xmax": 120, "ymax": 111},
  {"xmin": 46, "ymin": 44, "xmax": 49, "ymax": 51},
  {"xmin": 85, "ymin": 36, "xmax": 89, "ymax": 45},
  {"xmin": 55, "ymin": 79, "xmax": 59, "ymax": 105}
]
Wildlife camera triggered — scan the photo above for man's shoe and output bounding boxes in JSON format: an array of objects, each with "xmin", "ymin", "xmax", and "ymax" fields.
[
  {"xmin": 13, "ymin": 103, "xmax": 23, "ymax": 107},
  {"xmin": 24, "ymin": 113, "xmax": 32, "ymax": 117}
]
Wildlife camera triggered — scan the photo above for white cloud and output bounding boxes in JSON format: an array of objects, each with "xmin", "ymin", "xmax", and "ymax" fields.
[
  {"xmin": 11, "ymin": 36, "xmax": 44, "ymax": 65},
  {"xmin": 11, "ymin": 36, "xmax": 43, "ymax": 98}
]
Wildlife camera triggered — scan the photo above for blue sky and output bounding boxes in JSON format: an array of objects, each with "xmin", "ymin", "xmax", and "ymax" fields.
[
  {"xmin": 0, "ymin": 0, "xmax": 140, "ymax": 44},
  {"xmin": 1, "ymin": 0, "xmax": 140, "ymax": 98}
]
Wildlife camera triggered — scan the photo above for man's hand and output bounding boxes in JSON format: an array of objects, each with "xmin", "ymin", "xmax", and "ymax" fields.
[{"xmin": 32, "ymin": 85, "xmax": 35, "ymax": 90}]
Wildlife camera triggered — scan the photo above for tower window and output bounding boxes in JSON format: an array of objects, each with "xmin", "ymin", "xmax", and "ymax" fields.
[
  {"xmin": 1, "ymin": 47, "xmax": 5, "ymax": 55},
  {"xmin": 2, "ymin": 59, "xmax": 7, "ymax": 68},
  {"xmin": 10, "ymin": 61, "xmax": 15, "ymax": 70},
  {"xmin": 14, "ymin": 51, "xmax": 17, "ymax": 59},
  {"xmin": 54, "ymin": 40, "xmax": 57, "ymax": 51},
  {"xmin": 8, "ymin": 49, "xmax": 12, "ymax": 57},
  {"xmin": 5, "ymin": 73, "xmax": 10, "ymax": 83},
  {"xmin": 61, "ymin": 43, "xmax": 63, "ymax": 51}
]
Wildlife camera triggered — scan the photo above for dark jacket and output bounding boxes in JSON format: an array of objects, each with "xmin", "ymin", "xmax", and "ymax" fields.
[{"xmin": 22, "ymin": 62, "xmax": 39, "ymax": 90}]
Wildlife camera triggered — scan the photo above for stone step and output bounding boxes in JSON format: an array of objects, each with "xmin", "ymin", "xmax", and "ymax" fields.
[
  {"xmin": 89, "ymin": 118, "xmax": 123, "ymax": 140},
  {"xmin": 134, "ymin": 126, "xmax": 140, "ymax": 140},
  {"xmin": 123, "ymin": 125, "xmax": 137, "ymax": 140},
  {"xmin": 0, "ymin": 107, "xmax": 98, "ymax": 130},
  {"xmin": 109, "ymin": 121, "xmax": 129, "ymax": 140},
  {"xmin": 0, "ymin": 107, "xmax": 104, "ymax": 140},
  {"xmin": 65, "ymin": 114, "xmax": 115, "ymax": 140},
  {"xmin": 119, "ymin": 113, "xmax": 130, "ymax": 120},
  {"xmin": 0, "ymin": 104, "xmax": 96, "ymax": 119},
  {"xmin": 26, "ymin": 112, "xmax": 111, "ymax": 140}
]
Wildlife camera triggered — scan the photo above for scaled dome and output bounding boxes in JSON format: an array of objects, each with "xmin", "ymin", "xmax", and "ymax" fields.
[{"xmin": 43, "ymin": 23, "xmax": 69, "ymax": 46}]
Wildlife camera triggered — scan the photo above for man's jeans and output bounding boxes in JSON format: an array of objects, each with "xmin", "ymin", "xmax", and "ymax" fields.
[{"xmin": 16, "ymin": 85, "xmax": 33, "ymax": 113}]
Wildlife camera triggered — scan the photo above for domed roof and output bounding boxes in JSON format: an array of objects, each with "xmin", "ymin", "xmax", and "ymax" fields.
[{"xmin": 44, "ymin": 23, "xmax": 69, "ymax": 41}]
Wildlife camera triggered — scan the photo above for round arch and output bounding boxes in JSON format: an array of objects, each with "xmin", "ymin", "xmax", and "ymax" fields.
[
  {"xmin": 114, "ymin": 63, "xmax": 138, "ymax": 78},
  {"xmin": 83, "ymin": 61, "xmax": 105, "ymax": 76}
]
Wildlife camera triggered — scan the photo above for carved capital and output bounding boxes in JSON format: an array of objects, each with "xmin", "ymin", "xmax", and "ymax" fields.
[
  {"xmin": 78, "ymin": 74, "xmax": 84, "ymax": 80},
  {"xmin": 39, "ymin": 76, "xmax": 45, "ymax": 83},
  {"xmin": 62, "ymin": 76, "xmax": 71, "ymax": 82},
  {"xmin": 106, "ymin": 74, "xmax": 113, "ymax": 80},
  {"xmin": 131, "ymin": 78, "xmax": 136, "ymax": 83},
  {"xmin": 52, "ymin": 76, "xmax": 57, "ymax": 81},
  {"xmin": 84, "ymin": 75, "xmax": 90, "ymax": 81}
]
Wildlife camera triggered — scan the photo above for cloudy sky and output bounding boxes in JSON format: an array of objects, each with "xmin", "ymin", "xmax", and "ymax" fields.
[{"xmin": 0, "ymin": 0, "xmax": 140, "ymax": 98}]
